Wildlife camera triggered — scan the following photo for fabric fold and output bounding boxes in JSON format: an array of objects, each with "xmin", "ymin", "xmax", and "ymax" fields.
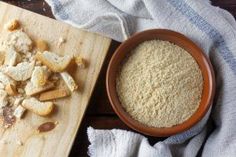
[{"xmin": 45, "ymin": 0, "xmax": 236, "ymax": 156}]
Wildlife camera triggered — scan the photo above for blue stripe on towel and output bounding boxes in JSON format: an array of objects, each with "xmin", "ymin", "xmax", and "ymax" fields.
[{"xmin": 167, "ymin": 0, "xmax": 236, "ymax": 75}]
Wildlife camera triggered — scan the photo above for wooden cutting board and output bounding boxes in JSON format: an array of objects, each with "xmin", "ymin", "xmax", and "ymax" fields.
[{"xmin": 0, "ymin": 2, "xmax": 111, "ymax": 157}]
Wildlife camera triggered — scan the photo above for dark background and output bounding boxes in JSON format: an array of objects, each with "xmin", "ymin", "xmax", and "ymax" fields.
[{"xmin": 1, "ymin": 0, "xmax": 236, "ymax": 156}]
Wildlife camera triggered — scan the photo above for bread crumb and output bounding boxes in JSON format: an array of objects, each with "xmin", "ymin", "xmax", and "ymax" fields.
[
  {"xmin": 0, "ymin": 51, "xmax": 5, "ymax": 65},
  {"xmin": 0, "ymin": 140, "xmax": 8, "ymax": 144},
  {"xmin": 35, "ymin": 39, "xmax": 49, "ymax": 52},
  {"xmin": 13, "ymin": 105, "xmax": 26, "ymax": 119},
  {"xmin": 4, "ymin": 19, "xmax": 20, "ymax": 31},
  {"xmin": 74, "ymin": 56, "xmax": 86, "ymax": 68},
  {"xmin": 57, "ymin": 37, "xmax": 66, "ymax": 47},
  {"xmin": 5, "ymin": 84, "xmax": 17, "ymax": 96},
  {"xmin": 18, "ymin": 88, "xmax": 25, "ymax": 94},
  {"xmin": 13, "ymin": 97, "xmax": 24, "ymax": 106},
  {"xmin": 36, "ymin": 60, "xmax": 42, "ymax": 66},
  {"xmin": 116, "ymin": 40, "xmax": 203, "ymax": 128},
  {"xmin": 16, "ymin": 140, "xmax": 23, "ymax": 146}
]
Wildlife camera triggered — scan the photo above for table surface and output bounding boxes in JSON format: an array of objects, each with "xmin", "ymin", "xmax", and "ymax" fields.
[{"xmin": 1, "ymin": 0, "xmax": 236, "ymax": 156}]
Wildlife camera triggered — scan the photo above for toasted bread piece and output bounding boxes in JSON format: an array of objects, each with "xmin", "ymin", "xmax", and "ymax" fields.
[
  {"xmin": 3, "ymin": 61, "xmax": 35, "ymax": 81},
  {"xmin": 35, "ymin": 39, "xmax": 49, "ymax": 52},
  {"xmin": 0, "ymin": 82, "xmax": 4, "ymax": 89},
  {"xmin": 0, "ymin": 89, "xmax": 8, "ymax": 108},
  {"xmin": 4, "ymin": 19, "xmax": 20, "ymax": 31},
  {"xmin": 25, "ymin": 81, "xmax": 54, "ymax": 96},
  {"xmin": 13, "ymin": 97, "xmax": 24, "ymax": 106},
  {"xmin": 13, "ymin": 105, "xmax": 26, "ymax": 119},
  {"xmin": 7, "ymin": 30, "xmax": 33, "ymax": 53},
  {"xmin": 4, "ymin": 46, "xmax": 21, "ymax": 66},
  {"xmin": 74, "ymin": 56, "xmax": 86, "ymax": 68},
  {"xmin": 31, "ymin": 66, "xmax": 50, "ymax": 87},
  {"xmin": 5, "ymin": 84, "xmax": 17, "ymax": 96},
  {"xmin": 22, "ymin": 97, "xmax": 54, "ymax": 116},
  {"xmin": 39, "ymin": 88, "xmax": 70, "ymax": 101},
  {"xmin": 35, "ymin": 51, "xmax": 72, "ymax": 72},
  {"xmin": 0, "ymin": 51, "xmax": 5, "ymax": 65},
  {"xmin": 0, "ymin": 72, "xmax": 16, "ymax": 86},
  {"xmin": 60, "ymin": 72, "xmax": 78, "ymax": 92}
]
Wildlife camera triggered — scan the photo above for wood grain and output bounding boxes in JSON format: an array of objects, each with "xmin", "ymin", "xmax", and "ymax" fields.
[{"xmin": 0, "ymin": 2, "xmax": 111, "ymax": 157}]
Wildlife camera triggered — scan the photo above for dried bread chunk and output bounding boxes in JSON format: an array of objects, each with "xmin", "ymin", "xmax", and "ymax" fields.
[
  {"xmin": 35, "ymin": 51, "xmax": 72, "ymax": 72},
  {"xmin": 2, "ymin": 61, "xmax": 35, "ymax": 81},
  {"xmin": 4, "ymin": 46, "xmax": 21, "ymax": 66},
  {"xmin": 0, "ymin": 89, "xmax": 8, "ymax": 108},
  {"xmin": 22, "ymin": 97, "xmax": 54, "ymax": 116},
  {"xmin": 5, "ymin": 84, "xmax": 17, "ymax": 96},
  {"xmin": 74, "ymin": 56, "xmax": 86, "ymax": 68},
  {"xmin": 25, "ymin": 81, "xmax": 54, "ymax": 96},
  {"xmin": 60, "ymin": 72, "xmax": 78, "ymax": 92},
  {"xmin": 13, "ymin": 97, "xmax": 24, "ymax": 106},
  {"xmin": 0, "ymin": 82, "xmax": 4, "ymax": 89},
  {"xmin": 4, "ymin": 19, "xmax": 20, "ymax": 31},
  {"xmin": 7, "ymin": 30, "xmax": 33, "ymax": 53},
  {"xmin": 0, "ymin": 51, "xmax": 5, "ymax": 65},
  {"xmin": 0, "ymin": 72, "xmax": 16, "ymax": 86},
  {"xmin": 35, "ymin": 39, "xmax": 49, "ymax": 52},
  {"xmin": 39, "ymin": 88, "xmax": 70, "ymax": 101},
  {"xmin": 13, "ymin": 105, "xmax": 26, "ymax": 119},
  {"xmin": 31, "ymin": 66, "xmax": 50, "ymax": 87}
]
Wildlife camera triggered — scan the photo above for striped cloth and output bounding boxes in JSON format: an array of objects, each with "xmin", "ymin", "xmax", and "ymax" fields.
[{"xmin": 45, "ymin": 0, "xmax": 236, "ymax": 156}]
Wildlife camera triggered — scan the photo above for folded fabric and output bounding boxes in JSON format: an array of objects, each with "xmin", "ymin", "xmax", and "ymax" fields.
[{"xmin": 45, "ymin": 0, "xmax": 236, "ymax": 156}]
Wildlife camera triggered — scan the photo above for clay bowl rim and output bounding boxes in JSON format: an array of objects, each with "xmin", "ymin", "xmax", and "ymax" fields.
[{"xmin": 106, "ymin": 29, "xmax": 215, "ymax": 137}]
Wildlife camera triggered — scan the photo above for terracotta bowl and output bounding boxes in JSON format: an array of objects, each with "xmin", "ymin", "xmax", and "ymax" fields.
[{"xmin": 106, "ymin": 29, "xmax": 215, "ymax": 137}]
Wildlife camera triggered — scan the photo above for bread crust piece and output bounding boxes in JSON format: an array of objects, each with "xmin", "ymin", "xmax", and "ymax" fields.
[
  {"xmin": 22, "ymin": 97, "xmax": 54, "ymax": 116},
  {"xmin": 35, "ymin": 51, "xmax": 72, "ymax": 72},
  {"xmin": 6, "ymin": 30, "xmax": 33, "ymax": 53},
  {"xmin": 39, "ymin": 88, "xmax": 70, "ymax": 101},
  {"xmin": 4, "ymin": 19, "xmax": 20, "ymax": 31},
  {"xmin": 4, "ymin": 46, "xmax": 21, "ymax": 66},
  {"xmin": 31, "ymin": 66, "xmax": 50, "ymax": 87},
  {"xmin": 0, "ymin": 89, "xmax": 8, "ymax": 109},
  {"xmin": 35, "ymin": 39, "xmax": 49, "ymax": 52},
  {"xmin": 2, "ymin": 61, "xmax": 35, "ymax": 81},
  {"xmin": 60, "ymin": 72, "xmax": 78, "ymax": 92},
  {"xmin": 5, "ymin": 84, "xmax": 17, "ymax": 96},
  {"xmin": 74, "ymin": 56, "xmax": 86, "ymax": 68},
  {"xmin": 0, "ymin": 72, "xmax": 16, "ymax": 86},
  {"xmin": 25, "ymin": 81, "xmax": 54, "ymax": 96},
  {"xmin": 0, "ymin": 51, "xmax": 5, "ymax": 65},
  {"xmin": 13, "ymin": 105, "xmax": 26, "ymax": 119}
]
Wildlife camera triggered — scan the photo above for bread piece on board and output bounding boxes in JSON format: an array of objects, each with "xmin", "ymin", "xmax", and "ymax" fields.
[
  {"xmin": 60, "ymin": 72, "xmax": 78, "ymax": 92},
  {"xmin": 5, "ymin": 84, "xmax": 17, "ymax": 96},
  {"xmin": 25, "ymin": 81, "xmax": 54, "ymax": 96},
  {"xmin": 0, "ymin": 51, "xmax": 5, "ymax": 66},
  {"xmin": 0, "ymin": 72, "xmax": 16, "ymax": 86},
  {"xmin": 4, "ymin": 46, "xmax": 21, "ymax": 66},
  {"xmin": 2, "ymin": 61, "xmax": 35, "ymax": 81},
  {"xmin": 4, "ymin": 19, "xmax": 20, "ymax": 31},
  {"xmin": 6, "ymin": 30, "xmax": 33, "ymax": 53},
  {"xmin": 39, "ymin": 88, "xmax": 70, "ymax": 101},
  {"xmin": 22, "ymin": 97, "xmax": 54, "ymax": 116},
  {"xmin": 35, "ymin": 51, "xmax": 72, "ymax": 72},
  {"xmin": 31, "ymin": 66, "xmax": 50, "ymax": 87},
  {"xmin": 13, "ymin": 105, "xmax": 26, "ymax": 119},
  {"xmin": 0, "ymin": 89, "xmax": 8, "ymax": 108}
]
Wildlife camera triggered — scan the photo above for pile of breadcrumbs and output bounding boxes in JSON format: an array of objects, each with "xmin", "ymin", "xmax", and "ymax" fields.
[{"xmin": 116, "ymin": 40, "xmax": 203, "ymax": 128}]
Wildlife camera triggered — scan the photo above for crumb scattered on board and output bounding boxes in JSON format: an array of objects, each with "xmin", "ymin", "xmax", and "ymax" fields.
[{"xmin": 0, "ymin": 19, "xmax": 87, "ymax": 141}]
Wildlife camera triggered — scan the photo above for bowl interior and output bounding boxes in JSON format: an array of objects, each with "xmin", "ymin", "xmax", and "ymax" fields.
[{"xmin": 106, "ymin": 29, "xmax": 215, "ymax": 137}]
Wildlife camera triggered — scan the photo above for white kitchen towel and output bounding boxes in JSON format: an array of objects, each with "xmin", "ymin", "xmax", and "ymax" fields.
[{"xmin": 45, "ymin": 0, "xmax": 236, "ymax": 156}]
